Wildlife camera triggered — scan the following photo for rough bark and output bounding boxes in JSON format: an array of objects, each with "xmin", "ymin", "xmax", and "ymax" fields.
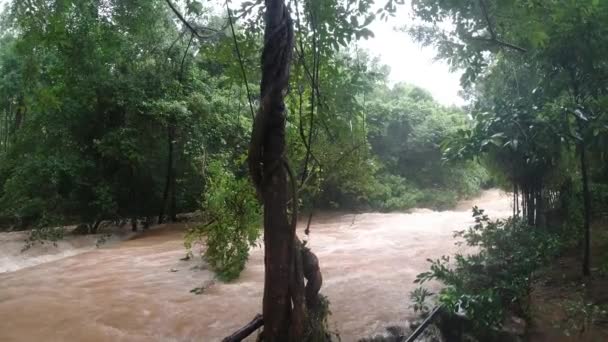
[
  {"xmin": 245, "ymin": 1, "xmax": 325, "ymax": 340},
  {"xmin": 247, "ymin": 0, "xmax": 295, "ymax": 340}
]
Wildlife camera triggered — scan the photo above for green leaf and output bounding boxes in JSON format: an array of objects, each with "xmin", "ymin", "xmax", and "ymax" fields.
[
  {"xmin": 358, "ymin": 28, "xmax": 374, "ymax": 39},
  {"xmin": 187, "ymin": 1, "xmax": 203, "ymax": 15}
]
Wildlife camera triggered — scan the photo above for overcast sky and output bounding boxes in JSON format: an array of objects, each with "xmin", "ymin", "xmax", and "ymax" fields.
[
  {"xmin": 0, "ymin": 0, "xmax": 464, "ymax": 106},
  {"xmin": 359, "ymin": 8, "xmax": 464, "ymax": 106}
]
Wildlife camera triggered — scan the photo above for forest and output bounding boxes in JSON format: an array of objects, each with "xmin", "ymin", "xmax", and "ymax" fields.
[{"xmin": 0, "ymin": 0, "xmax": 607, "ymax": 341}]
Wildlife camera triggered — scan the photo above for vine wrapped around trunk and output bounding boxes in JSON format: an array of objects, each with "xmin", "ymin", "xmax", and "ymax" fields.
[{"xmin": 246, "ymin": 0, "xmax": 323, "ymax": 341}]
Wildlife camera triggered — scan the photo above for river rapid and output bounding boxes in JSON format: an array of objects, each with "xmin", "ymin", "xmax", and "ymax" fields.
[{"xmin": 0, "ymin": 189, "xmax": 511, "ymax": 341}]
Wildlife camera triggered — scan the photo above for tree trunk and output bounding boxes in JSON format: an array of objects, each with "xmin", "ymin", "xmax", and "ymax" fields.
[
  {"xmin": 259, "ymin": 1, "xmax": 293, "ymax": 338},
  {"xmin": 535, "ymin": 184, "xmax": 545, "ymax": 228},
  {"xmin": 169, "ymin": 158, "xmax": 177, "ymax": 222},
  {"xmin": 11, "ymin": 96, "xmax": 24, "ymax": 135},
  {"xmin": 512, "ymin": 184, "xmax": 517, "ymax": 217},
  {"xmin": 515, "ymin": 185, "xmax": 519, "ymax": 216},
  {"xmin": 527, "ymin": 187, "xmax": 535, "ymax": 226},
  {"xmin": 158, "ymin": 119, "xmax": 176, "ymax": 224},
  {"xmin": 131, "ymin": 217, "xmax": 138, "ymax": 232},
  {"xmin": 247, "ymin": 1, "xmax": 308, "ymax": 340},
  {"xmin": 243, "ymin": 1, "xmax": 326, "ymax": 341},
  {"xmin": 580, "ymin": 143, "xmax": 591, "ymax": 276},
  {"xmin": 521, "ymin": 186, "xmax": 527, "ymax": 220}
]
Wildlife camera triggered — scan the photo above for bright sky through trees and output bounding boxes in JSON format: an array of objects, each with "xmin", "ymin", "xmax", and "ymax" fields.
[
  {"xmin": 358, "ymin": 3, "xmax": 464, "ymax": 106},
  {"xmin": 223, "ymin": 0, "xmax": 465, "ymax": 106}
]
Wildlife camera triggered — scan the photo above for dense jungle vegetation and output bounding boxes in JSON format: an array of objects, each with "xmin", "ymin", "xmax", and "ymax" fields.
[
  {"xmin": 0, "ymin": 2, "xmax": 487, "ymax": 233},
  {"xmin": 408, "ymin": 0, "xmax": 608, "ymax": 339},
  {"xmin": 1, "ymin": 0, "xmax": 608, "ymax": 340}
]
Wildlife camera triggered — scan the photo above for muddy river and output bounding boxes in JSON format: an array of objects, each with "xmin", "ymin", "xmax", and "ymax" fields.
[{"xmin": 0, "ymin": 190, "xmax": 511, "ymax": 341}]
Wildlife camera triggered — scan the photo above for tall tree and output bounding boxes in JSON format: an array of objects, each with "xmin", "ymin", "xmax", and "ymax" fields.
[{"xmin": 248, "ymin": 0, "xmax": 304, "ymax": 339}]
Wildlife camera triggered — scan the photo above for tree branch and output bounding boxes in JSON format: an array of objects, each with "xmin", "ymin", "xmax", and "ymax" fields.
[
  {"xmin": 475, "ymin": 0, "xmax": 527, "ymax": 53},
  {"xmin": 164, "ymin": 0, "xmax": 221, "ymax": 40},
  {"xmin": 226, "ymin": 0, "xmax": 256, "ymax": 120},
  {"xmin": 478, "ymin": 0, "xmax": 496, "ymax": 38},
  {"xmin": 468, "ymin": 36, "xmax": 527, "ymax": 53},
  {"xmin": 222, "ymin": 314, "xmax": 264, "ymax": 342},
  {"xmin": 178, "ymin": 32, "xmax": 194, "ymax": 82}
]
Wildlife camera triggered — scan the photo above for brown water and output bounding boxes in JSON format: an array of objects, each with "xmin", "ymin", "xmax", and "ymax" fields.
[{"xmin": 0, "ymin": 190, "xmax": 510, "ymax": 342}]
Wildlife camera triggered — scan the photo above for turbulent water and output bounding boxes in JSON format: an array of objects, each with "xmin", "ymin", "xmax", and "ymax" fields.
[{"xmin": 0, "ymin": 190, "xmax": 510, "ymax": 342}]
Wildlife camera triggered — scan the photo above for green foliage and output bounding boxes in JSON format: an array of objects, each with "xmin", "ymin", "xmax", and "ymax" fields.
[
  {"xmin": 409, "ymin": 287, "xmax": 434, "ymax": 316},
  {"xmin": 415, "ymin": 208, "xmax": 561, "ymax": 335},
  {"xmin": 590, "ymin": 183, "xmax": 608, "ymax": 216},
  {"xmin": 409, "ymin": 0, "xmax": 608, "ymax": 276},
  {"xmin": 304, "ymin": 294, "xmax": 335, "ymax": 342},
  {"xmin": 0, "ymin": 0, "xmax": 254, "ymax": 231},
  {"xmin": 556, "ymin": 294, "xmax": 608, "ymax": 337},
  {"xmin": 368, "ymin": 174, "xmax": 422, "ymax": 211},
  {"xmin": 281, "ymin": 47, "xmax": 486, "ymax": 213},
  {"xmin": 418, "ymin": 189, "xmax": 459, "ymax": 210},
  {"xmin": 0, "ymin": 0, "xmax": 488, "ymax": 239},
  {"xmin": 184, "ymin": 161, "xmax": 261, "ymax": 281},
  {"xmin": 363, "ymin": 82, "xmax": 488, "ymax": 210},
  {"xmin": 558, "ymin": 182, "xmax": 585, "ymax": 246}
]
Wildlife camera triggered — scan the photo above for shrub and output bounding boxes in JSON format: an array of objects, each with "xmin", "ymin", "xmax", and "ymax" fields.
[
  {"xmin": 367, "ymin": 174, "xmax": 422, "ymax": 211},
  {"xmin": 415, "ymin": 207, "xmax": 561, "ymax": 336},
  {"xmin": 184, "ymin": 161, "xmax": 261, "ymax": 281},
  {"xmin": 418, "ymin": 189, "xmax": 458, "ymax": 210}
]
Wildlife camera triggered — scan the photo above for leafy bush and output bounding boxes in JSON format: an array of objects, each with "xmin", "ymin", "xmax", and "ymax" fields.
[
  {"xmin": 366, "ymin": 171, "xmax": 483, "ymax": 212},
  {"xmin": 418, "ymin": 189, "xmax": 458, "ymax": 210},
  {"xmin": 369, "ymin": 174, "xmax": 422, "ymax": 211},
  {"xmin": 415, "ymin": 207, "xmax": 561, "ymax": 336},
  {"xmin": 446, "ymin": 161, "xmax": 491, "ymax": 198},
  {"xmin": 184, "ymin": 161, "xmax": 261, "ymax": 281}
]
